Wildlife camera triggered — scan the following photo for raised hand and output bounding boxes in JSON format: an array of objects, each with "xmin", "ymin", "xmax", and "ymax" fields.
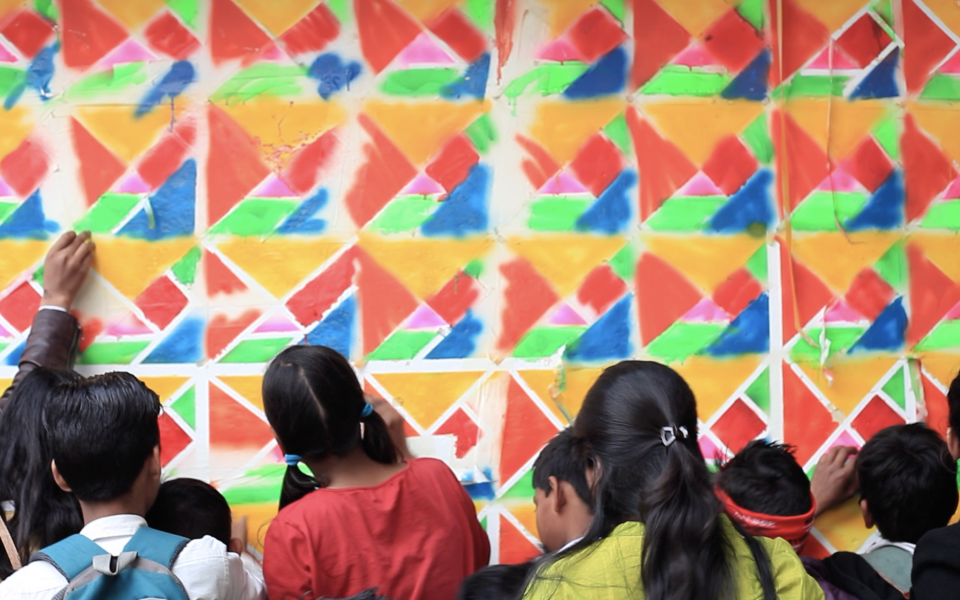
[
  {"xmin": 811, "ymin": 445, "xmax": 859, "ymax": 516},
  {"xmin": 40, "ymin": 231, "xmax": 95, "ymax": 310}
]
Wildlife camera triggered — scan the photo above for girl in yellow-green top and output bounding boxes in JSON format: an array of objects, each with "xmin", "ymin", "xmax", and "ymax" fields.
[{"xmin": 522, "ymin": 361, "xmax": 824, "ymax": 600}]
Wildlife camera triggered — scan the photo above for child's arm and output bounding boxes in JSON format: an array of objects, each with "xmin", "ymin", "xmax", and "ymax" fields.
[{"xmin": 366, "ymin": 393, "xmax": 414, "ymax": 460}]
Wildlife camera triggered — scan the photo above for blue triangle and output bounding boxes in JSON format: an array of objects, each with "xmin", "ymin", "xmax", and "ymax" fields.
[
  {"xmin": 850, "ymin": 49, "xmax": 899, "ymax": 100},
  {"xmin": 845, "ymin": 170, "xmax": 903, "ymax": 231},
  {"xmin": 0, "ymin": 190, "xmax": 58, "ymax": 240},
  {"xmin": 118, "ymin": 159, "xmax": 196, "ymax": 240},
  {"xmin": 565, "ymin": 295, "xmax": 632, "ymax": 361},
  {"xmin": 137, "ymin": 61, "xmax": 195, "ymax": 118},
  {"xmin": 426, "ymin": 310, "xmax": 483, "ymax": 359},
  {"xmin": 576, "ymin": 169, "xmax": 635, "ymax": 234},
  {"xmin": 442, "ymin": 53, "xmax": 491, "ymax": 100},
  {"xmin": 722, "ymin": 49, "xmax": 770, "ymax": 101},
  {"xmin": 277, "ymin": 188, "xmax": 328, "ymax": 234},
  {"xmin": 849, "ymin": 297, "xmax": 906, "ymax": 353},
  {"xmin": 708, "ymin": 169, "xmax": 774, "ymax": 233},
  {"xmin": 705, "ymin": 293, "xmax": 769, "ymax": 356},
  {"xmin": 306, "ymin": 295, "xmax": 356, "ymax": 359},
  {"xmin": 144, "ymin": 315, "xmax": 205, "ymax": 364},
  {"xmin": 422, "ymin": 164, "xmax": 489, "ymax": 237},
  {"xmin": 564, "ymin": 47, "xmax": 628, "ymax": 99}
]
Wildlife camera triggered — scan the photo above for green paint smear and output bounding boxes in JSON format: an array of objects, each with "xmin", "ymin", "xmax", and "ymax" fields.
[
  {"xmin": 873, "ymin": 116, "xmax": 899, "ymax": 161},
  {"xmin": 646, "ymin": 322, "xmax": 725, "ymax": 363},
  {"xmin": 0, "ymin": 67, "xmax": 24, "ymax": 99},
  {"xmin": 790, "ymin": 327, "xmax": 866, "ymax": 365},
  {"xmin": 220, "ymin": 338, "xmax": 295, "ymax": 363},
  {"xmin": 505, "ymin": 64, "xmax": 589, "ymax": 99},
  {"xmin": 920, "ymin": 74, "xmax": 960, "ymax": 101},
  {"xmin": 873, "ymin": 0, "xmax": 894, "ymax": 27},
  {"xmin": 875, "ymin": 241, "xmax": 906, "ymax": 289},
  {"xmin": 500, "ymin": 469, "xmax": 536, "ymax": 500},
  {"xmin": 465, "ymin": 113, "xmax": 497, "ymax": 154},
  {"xmin": 601, "ymin": 0, "xmax": 626, "ymax": 23},
  {"xmin": 171, "ymin": 246, "xmax": 201, "ymax": 286},
  {"xmin": 0, "ymin": 202, "xmax": 18, "ymax": 222},
  {"xmin": 463, "ymin": 259, "xmax": 484, "ymax": 279},
  {"xmin": 326, "ymin": 0, "xmax": 350, "ymax": 24},
  {"xmin": 169, "ymin": 386, "xmax": 196, "ymax": 430},
  {"xmin": 78, "ymin": 341, "xmax": 150, "ymax": 365},
  {"xmin": 921, "ymin": 201, "xmax": 960, "ymax": 231},
  {"xmin": 604, "ymin": 113, "xmax": 632, "ymax": 157},
  {"xmin": 74, "ymin": 193, "xmax": 141, "ymax": 234},
  {"xmin": 164, "ymin": 0, "xmax": 199, "ymax": 29},
  {"xmin": 210, "ymin": 199, "xmax": 299, "ymax": 237},
  {"xmin": 916, "ymin": 321, "xmax": 960, "ymax": 352},
  {"xmin": 32, "ymin": 266, "xmax": 43, "ymax": 285},
  {"xmin": 745, "ymin": 245, "xmax": 767, "ymax": 285},
  {"xmin": 34, "ymin": 0, "xmax": 58, "ymax": 20},
  {"xmin": 211, "ymin": 64, "xmax": 308, "ymax": 105},
  {"xmin": 67, "ymin": 63, "xmax": 149, "ymax": 99},
  {"xmin": 221, "ymin": 465, "xmax": 286, "ymax": 505},
  {"xmin": 370, "ymin": 196, "xmax": 437, "ymax": 233},
  {"xmin": 642, "ymin": 67, "xmax": 732, "ymax": 97},
  {"xmin": 791, "ymin": 192, "xmax": 868, "ymax": 231},
  {"xmin": 609, "ymin": 245, "xmax": 636, "ymax": 282},
  {"xmin": 742, "ymin": 115, "xmax": 773, "ymax": 165},
  {"xmin": 737, "ymin": 0, "xmax": 765, "ymax": 30},
  {"xmin": 463, "ymin": 0, "xmax": 494, "ymax": 31},
  {"xmin": 773, "ymin": 75, "xmax": 848, "ymax": 99},
  {"xmin": 513, "ymin": 326, "xmax": 587, "ymax": 358},
  {"xmin": 528, "ymin": 197, "xmax": 590, "ymax": 231},
  {"xmin": 745, "ymin": 368, "xmax": 770, "ymax": 415},
  {"xmin": 882, "ymin": 366, "xmax": 906, "ymax": 410},
  {"xmin": 646, "ymin": 196, "xmax": 726, "ymax": 231},
  {"xmin": 381, "ymin": 68, "xmax": 460, "ymax": 97},
  {"xmin": 367, "ymin": 330, "xmax": 437, "ymax": 360}
]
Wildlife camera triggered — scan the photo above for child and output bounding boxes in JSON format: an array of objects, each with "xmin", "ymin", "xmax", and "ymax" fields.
[
  {"xmin": 0, "ymin": 372, "xmax": 265, "ymax": 600},
  {"xmin": 260, "ymin": 345, "xmax": 490, "ymax": 600}
]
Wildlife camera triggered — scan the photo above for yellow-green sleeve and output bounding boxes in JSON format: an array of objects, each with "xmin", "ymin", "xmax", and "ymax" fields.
[{"xmin": 768, "ymin": 538, "xmax": 826, "ymax": 600}]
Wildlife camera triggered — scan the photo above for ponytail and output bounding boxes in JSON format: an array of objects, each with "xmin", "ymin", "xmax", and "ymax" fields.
[
  {"xmin": 279, "ymin": 461, "xmax": 323, "ymax": 510},
  {"xmin": 360, "ymin": 409, "xmax": 399, "ymax": 465}
]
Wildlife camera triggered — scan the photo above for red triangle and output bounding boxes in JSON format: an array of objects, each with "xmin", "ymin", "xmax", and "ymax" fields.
[
  {"xmin": 427, "ymin": 270, "xmax": 480, "ymax": 325},
  {"xmin": 903, "ymin": 0, "xmax": 957, "ymax": 94},
  {"xmin": 631, "ymin": 0, "xmax": 690, "ymax": 89},
  {"xmin": 208, "ymin": 382, "xmax": 274, "ymax": 450},
  {"xmin": 922, "ymin": 374, "xmax": 951, "ymax": 440},
  {"xmin": 158, "ymin": 412, "xmax": 192, "ymax": 466},
  {"xmin": 627, "ymin": 107, "xmax": 698, "ymax": 220},
  {"xmin": 500, "ymin": 377, "xmax": 558, "ymax": 484},
  {"xmin": 782, "ymin": 364, "xmax": 835, "ymax": 466},
  {"xmin": 0, "ymin": 136, "xmax": 51, "ymax": 198},
  {"xmin": 435, "ymin": 408, "xmax": 480, "ymax": 459},
  {"xmin": 498, "ymin": 257, "xmax": 560, "ymax": 352},
  {"xmin": 516, "ymin": 134, "xmax": 560, "ymax": 191},
  {"xmin": 907, "ymin": 242, "xmax": 960, "ymax": 346},
  {"xmin": 344, "ymin": 115, "xmax": 418, "ymax": 228},
  {"xmin": 286, "ymin": 247, "xmax": 357, "ymax": 326},
  {"xmin": 60, "ymin": 0, "xmax": 128, "ymax": 69},
  {"xmin": 281, "ymin": 128, "xmax": 340, "ymax": 196},
  {"xmin": 355, "ymin": 0, "xmax": 422, "ymax": 73},
  {"xmin": 207, "ymin": 309, "xmax": 261, "ymax": 359},
  {"xmin": 209, "ymin": 0, "xmax": 271, "ymax": 66},
  {"xmin": 356, "ymin": 248, "xmax": 419, "ymax": 355},
  {"xmin": 780, "ymin": 238, "xmax": 835, "ymax": 342},
  {"xmin": 71, "ymin": 118, "xmax": 127, "ymax": 206},
  {"xmin": 569, "ymin": 133, "xmax": 625, "ymax": 198},
  {"xmin": 903, "ymin": 114, "xmax": 956, "ymax": 223},
  {"xmin": 279, "ymin": 3, "xmax": 340, "ymax": 56},
  {"xmin": 773, "ymin": 111, "xmax": 830, "ymax": 214},
  {"xmin": 205, "ymin": 249, "xmax": 248, "ymax": 297},
  {"xmin": 636, "ymin": 252, "xmax": 703, "ymax": 345},
  {"xmin": 768, "ymin": 0, "xmax": 830, "ymax": 87},
  {"xmin": 499, "ymin": 515, "xmax": 542, "ymax": 565},
  {"xmin": 207, "ymin": 105, "xmax": 270, "ymax": 225}
]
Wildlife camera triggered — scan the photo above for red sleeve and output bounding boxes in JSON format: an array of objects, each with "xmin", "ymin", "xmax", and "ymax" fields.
[{"xmin": 263, "ymin": 517, "xmax": 314, "ymax": 600}]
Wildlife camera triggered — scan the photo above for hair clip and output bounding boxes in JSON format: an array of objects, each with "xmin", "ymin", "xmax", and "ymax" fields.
[
  {"xmin": 284, "ymin": 454, "xmax": 302, "ymax": 466},
  {"xmin": 661, "ymin": 425, "xmax": 689, "ymax": 447},
  {"xmin": 361, "ymin": 402, "xmax": 374, "ymax": 418}
]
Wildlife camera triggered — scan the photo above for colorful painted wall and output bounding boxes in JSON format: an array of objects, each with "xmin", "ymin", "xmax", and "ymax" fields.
[{"xmin": 0, "ymin": 0, "xmax": 957, "ymax": 563}]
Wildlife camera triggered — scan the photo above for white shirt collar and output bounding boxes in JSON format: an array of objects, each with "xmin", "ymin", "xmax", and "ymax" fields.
[
  {"xmin": 864, "ymin": 538, "xmax": 916, "ymax": 555},
  {"xmin": 558, "ymin": 536, "xmax": 584, "ymax": 553},
  {"xmin": 79, "ymin": 514, "xmax": 147, "ymax": 542}
]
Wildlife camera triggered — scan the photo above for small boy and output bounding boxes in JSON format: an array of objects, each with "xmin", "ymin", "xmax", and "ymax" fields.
[{"xmin": 0, "ymin": 372, "xmax": 265, "ymax": 599}]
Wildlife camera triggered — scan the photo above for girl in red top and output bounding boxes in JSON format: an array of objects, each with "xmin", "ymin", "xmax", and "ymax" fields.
[{"xmin": 261, "ymin": 345, "xmax": 490, "ymax": 600}]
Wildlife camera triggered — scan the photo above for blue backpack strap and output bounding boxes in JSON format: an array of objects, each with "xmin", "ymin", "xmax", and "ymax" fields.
[
  {"xmin": 29, "ymin": 534, "xmax": 106, "ymax": 581},
  {"xmin": 123, "ymin": 527, "xmax": 190, "ymax": 569}
]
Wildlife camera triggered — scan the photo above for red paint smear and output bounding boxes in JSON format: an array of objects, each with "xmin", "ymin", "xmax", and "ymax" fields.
[
  {"xmin": 577, "ymin": 264, "xmax": 628, "ymax": 316},
  {"xmin": 702, "ymin": 136, "xmax": 758, "ymax": 196},
  {"xmin": 851, "ymin": 396, "xmax": 903, "ymax": 442},
  {"xmin": 516, "ymin": 134, "xmax": 560, "ymax": 191},
  {"xmin": 427, "ymin": 8, "xmax": 486, "ymax": 63},
  {"xmin": 783, "ymin": 364, "xmax": 835, "ymax": 466},
  {"xmin": 286, "ymin": 247, "xmax": 356, "ymax": 326},
  {"xmin": 0, "ymin": 282, "xmax": 40, "ymax": 332},
  {"xmin": 498, "ymin": 258, "xmax": 559, "ymax": 351},
  {"xmin": 354, "ymin": 0, "xmax": 422, "ymax": 74},
  {"xmin": 207, "ymin": 309, "xmax": 261, "ymax": 359},
  {"xmin": 356, "ymin": 249, "xmax": 419, "ymax": 355},
  {"xmin": 281, "ymin": 128, "xmax": 340, "ymax": 196},
  {"xmin": 0, "ymin": 137, "xmax": 50, "ymax": 198},
  {"xmin": 711, "ymin": 399, "xmax": 766, "ymax": 453},
  {"xmin": 435, "ymin": 408, "xmax": 479, "ymax": 459},
  {"xmin": 494, "ymin": 0, "xmax": 516, "ymax": 82},
  {"xmin": 631, "ymin": 0, "xmax": 690, "ymax": 90},
  {"xmin": 700, "ymin": 9, "xmax": 765, "ymax": 73},
  {"xmin": 426, "ymin": 270, "xmax": 479, "ymax": 325},
  {"xmin": 903, "ymin": 114, "xmax": 956, "ymax": 222},
  {"xmin": 903, "ymin": 0, "xmax": 955, "ymax": 94},
  {"xmin": 344, "ymin": 115, "xmax": 417, "ymax": 228},
  {"xmin": 627, "ymin": 108, "xmax": 697, "ymax": 220},
  {"xmin": 172, "ymin": 115, "xmax": 196, "ymax": 148},
  {"xmin": 636, "ymin": 252, "xmax": 702, "ymax": 345},
  {"xmin": 779, "ymin": 239, "xmax": 835, "ymax": 342},
  {"xmin": 836, "ymin": 14, "xmax": 892, "ymax": 69},
  {"xmin": 569, "ymin": 134, "xmax": 624, "ymax": 198},
  {"xmin": 60, "ymin": 0, "xmax": 128, "ymax": 69},
  {"xmin": 205, "ymin": 250, "xmax": 248, "ymax": 297},
  {"xmin": 158, "ymin": 412, "xmax": 192, "ymax": 466},
  {"xmin": 922, "ymin": 374, "xmax": 950, "ymax": 440},
  {"xmin": 78, "ymin": 317, "xmax": 103, "ymax": 352},
  {"xmin": 137, "ymin": 134, "xmax": 189, "ymax": 191},
  {"xmin": 840, "ymin": 137, "xmax": 892, "ymax": 194},
  {"xmin": 207, "ymin": 104, "xmax": 270, "ymax": 225},
  {"xmin": 144, "ymin": 11, "xmax": 201, "ymax": 60},
  {"xmin": 499, "ymin": 515, "xmax": 541, "ymax": 564},
  {"xmin": 135, "ymin": 276, "xmax": 188, "ymax": 330},
  {"xmin": 70, "ymin": 117, "xmax": 126, "ymax": 206},
  {"xmin": 426, "ymin": 134, "xmax": 479, "ymax": 193},
  {"xmin": 568, "ymin": 8, "xmax": 626, "ymax": 62},
  {"xmin": 500, "ymin": 377, "xmax": 558, "ymax": 484},
  {"xmin": 772, "ymin": 110, "xmax": 829, "ymax": 214},
  {"xmin": 767, "ymin": 0, "xmax": 829, "ymax": 87},
  {"xmin": 0, "ymin": 10, "xmax": 54, "ymax": 59},
  {"xmin": 844, "ymin": 268, "xmax": 894, "ymax": 322},
  {"xmin": 279, "ymin": 3, "xmax": 339, "ymax": 56},
  {"xmin": 907, "ymin": 242, "xmax": 960, "ymax": 346},
  {"xmin": 209, "ymin": 382, "xmax": 273, "ymax": 450},
  {"xmin": 713, "ymin": 268, "xmax": 762, "ymax": 317},
  {"xmin": 209, "ymin": 0, "xmax": 270, "ymax": 66}
]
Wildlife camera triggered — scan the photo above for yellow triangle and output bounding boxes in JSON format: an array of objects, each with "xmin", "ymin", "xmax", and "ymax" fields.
[
  {"xmin": 0, "ymin": 106, "xmax": 32, "ymax": 163},
  {"xmin": 374, "ymin": 371, "xmax": 484, "ymax": 429},
  {"xmin": 95, "ymin": 0, "xmax": 166, "ymax": 29},
  {"xmin": 363, "ymin": 100, "xmax": 490, "ymax": 166},
  {"xmin": 0, "ymin": 239, "xmax": 47, "ymax": 291},
  {"xmin": 93, "ymin": 237, "xmax": 195, "ymax": 299},
  {"xmin": 76, "ymin": 104, "xmax": 185, "ymax": 165},
  {"xmin": 790, "ymin": 232, "xmax": 900, "ymax": 294},
  {"xmin": 233, "ymin": 0, "xmax": 319, "ymax": 35},
  {"xmin": 642, "ymin": 99, "xmax": 764, "ymax": 165},
  {"xmin": 642, "ymin": 233, "xmax": 765, "ymax": 293},
  {"xmin": 658, "ymin": 0, "xmax": 733, "ymax": 36},
  {"xmin": 793, "ymin": 0, "xmax": 866, "ymax": 32},
  {"xmin": 509, "ymin": 504, "xmax": 539, "ymax": 538},
  {"xmin": 358, "ymin": 234, "xmax": 493, "ymax": 300},
  {"xmin": 554, "ymin": 367, "xmax": 603, "ymax": 422},
  {"xmin": 673, "ymin": 355, "xmax": 763, "ymax": 421},
  {"xmin": 537, "ymin": 0, "xmax": 599, "ymax": 36},
  {"xmin": 216, "ymin": 237, "xmax": 344, "ymax": 299},
  {"xmin": 818, "ymin": 497, "xmax": 877, "ymax": 552},
  {"xmin": 506, "ymin": 235, "xmax": 626, "ymax": 298},
  {"xmin": 925, "ymin": 0, "xmax": 960, "ymax": 38},
  {"xmin": 908, "ymin": 103, "xmax": 960, "ymax": 163},
  {"xmin": 141, "ymin": 376, "xmax": 190, "ymax": 403},
  {"xmin": 218, "ymin": 375, "xmax": 265, "ymax": 411},
  {"xmin": 0, "ymin": 0, "xmax": 22, "ymax": 22},
  {"xmin": 799, "ymin": 357, "xmax": 898, "ymax": 417},
  {"xmin": 395, "ymin": 0, "xmax": 462, "ymax": 22},
  {"xmin": 921, "ymin": 352, "xmax": 960, "ymax": 388},
  {"xmin": 786, "ymin": 99, "xmax": 888, "ymax": 159},
  {"xmin": 911, "ymin": 232, "xmax": 960, "ymax": 284},
  {"xmin": 530, "ymin": 100, "xmax": 625, "ymax": 165},
  {"xmin": 0, "ymin": 378, "xmax": 11, "ymax": 397},
  {"xmin": 517, "ymin": 370, "xmax": 566, "ymax": 424}
]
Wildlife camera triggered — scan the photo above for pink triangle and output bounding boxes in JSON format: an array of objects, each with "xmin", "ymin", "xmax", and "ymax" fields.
[
  {"xmin": 254, "ymin": 314, "xmax": 300, "ymax": 333},
  {"xmin": 0, "ymin": 176, "xmax": 13, "ymax": 197},
  {"xmin": 253, "ymin": 174, "xmax": 298, "ymax": 198},
  {"xmin": 681, "ymin": 297, "xmax": 729, "ymax": 323},
  {"xmin": 396, "ymin": 33, "xmax": 456, "ymax": 67},
  {"xmin": 830, "ymin": 429, "xmax": 861, "ymax": 450},
  {"xmin": 816, "ymin": 168, "xmax": 861, "ymax": 192},
  {"xmin": 0, "ymin": 42, "xmax": 17, "ymax": 63},
  {"xmin": 107, "ymin": 313, "xmax": 153, "ymax": 336},
  {"xmin": 672, "ymin": 43, "xmax": 717, "ymax": 68},
  {"xmin": 116, "ymin": 171, "xmax": 151, "ymax": 194},
  {"xmin": 699, "ymin": 434, "xmax": 726, "ymax": 461},
  {"xmin": 942, "ymin": 175, "xmax": 960, "ymax": 199},
  {"xmin": 808, "ymin": 44, "xmax": 860, "ymax": 70},
  {"xmin": 938, "ymin": 49, "xmax": 960, "ymax": 73},
  {"xmin": 535, "ymin": 39, "xmax": 584, "ymax": 62},
  {"xmin": 98, "ymin": 38, "xmax": 157, "ymax": 69},
  {"xmin": 538, "ymin": 171, "xmax": 589, "ymax": 195},
  {"xmin": 260, "ymin": 41, "xmax": 287, "ymax": 62},
  {"xmin": 825, "ymin": 300, "xmax": 865, "ymax": 323},
  {"xmin": 944, "ymin": 300, "xmax": 960, "ymax": 321},
  {"xmin": 407, "ymin": 304, "xmax": 448, "ymax": 329},
  {"xmin": 547, "ymin": 303, "xmax": 587, "ymax": 326},
  {"xmin": 0, "ymin": 323, "xmax": 11, "ymax": 337},
  {"xmin": 675, "ymin": 172, "xmax": 725, "ymax": 197},
  {"xmin": 401, "ymin": 173, "xmax": 445, "ymax": 195}
]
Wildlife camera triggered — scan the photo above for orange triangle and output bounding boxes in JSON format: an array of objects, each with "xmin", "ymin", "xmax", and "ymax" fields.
[
  {"xmin": 642, "ymin": 233, "xmax": 765, "ymax": 294},
  {"xmin": 536, "ymin": 0, "xmax": 598, "ymax": 35},
  {"xmin": 798, "ymin": 357, "xmax": 899, "ymax": 416},
  {"xmin": 0, "ymin": 240, "xmax": 47, "ymax": 291},
  {"xmin": 643, "ymin": 100, "xmax": 764, "ymax": 165},
  {"xmin": 0, "ymin": 106, "xmax": 32, "ymax": 163},
  {"xmin": 908, "ymin": 102, "xmax": 960, "ymax": 164},
  {"xmin": 910, "ymin": 232, "xmax": 960, "ymax": 284},
  {"xmin": 816, "ymin": 496, "xmax": 877, "ymax": 552},
  {"xmin": 790, "ymin": 232, "xmax": 900, "ymax": 294},
  {"xmin": 218, "ymin": 375, "xmax": 265, "ymax": 412},
  {"xmin": 553, "ymin": 367, "xmax": 603, "ymax": 422},
  {"xmin": 673, "ymin": 355, "xmax": 763, "ymax": 421},
  {"xmin": 530, "ymin": 100, "xmax": 626, "ymax": 164},
  {"xmin": 921, "ymin": 352, "xmax": 960, "ymax": 388},
  {"xmin": 926, "ymin": 0, "xmax": 960, "ymax": 38},
  {"xmin": 499, "ymin": 514, "xmax": 542, "ymax": 564},
  {"xmin": 215, "ymin": 237, "xmax": 344, "ymax": 299},
  {"xmin": 141, "ymin": 376, "xmax": 190, "ymax": 403},
  {"xmin": 93, "ymin": 237, "xmax": 196, "ymax": 299},
  {"xmin": 658, "ymin": 0, "xmax": 733, "ymax": 36},
  {"xmin": 516, "ymin": 370, "xmax": 566, "ymax": 424},
  {"xmin": 76, "ymin": 104, "xmax": 184, "ymax": 164},
  {"xmin": 95, "ymin": 0, "xmax": 165, "ymax": 29},
  {"xmin": 363, "ymin": 100, "xmax": 491, "ymax": 166},
  {"xmin": 506, "ymin": 235, "xmax": 627, "ymax": 297},
  {"xmin": 786, "ymin": 99, "xmax": 888, "ymax": 159},
  {"xmin": 233, "ymin": 0, "xmax": 318, "ymax": 35},
  {"xmin": 794, "ymin": 0, "xmax": 879, "ymax": 32},
  {"xmin": 395, "ymin": 0, "xmax": 462, "ymax": 22},
  {"xmin": 373, "ymin": 371, "xmax": 484, "ymax": 430},
  {"xmin": 509, "ymin": 504, "xmax": 539, "ymax": 540}
]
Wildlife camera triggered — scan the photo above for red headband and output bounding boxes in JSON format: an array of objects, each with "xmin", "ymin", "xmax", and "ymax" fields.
[{"xmin": 715, "ymin": 488, "xmax": 816, "ymax": 551}]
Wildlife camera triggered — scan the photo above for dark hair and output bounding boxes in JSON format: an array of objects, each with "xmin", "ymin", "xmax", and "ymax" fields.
[
  {"xmin": 43, "ymin": 372, "xmax": 161, "ymax": 502},
  {"xmin": 948, "ymin": 372, "xmax": 960, "ymax": 437},
  {"xmin": 857, "ymin": 423, "xmax": 959, "ymax": 544},
  {"xmin": 262, "ymin": 345, "xmax": 399, "ymax": 510},
  {"xmin": 548, "ymin": 361, "xmax": 775, "ymax": 600},
  {"xmin": 457, "ymin": 562, "xmax": 534, "ymax": 600},
  {"xmin": 0, "ymin": 368, "xmax": 83, "ymax": 577},
  {"xmin": 715, "ymin": 440, "xmax": 812, "ymax": 517},
  {"xmin": 146, "ymin": 478, "xmax": 231, "ymax": 545},
  {"xmin": 532, "ymin": 429, "xmax": 592, "ymax": 507}
]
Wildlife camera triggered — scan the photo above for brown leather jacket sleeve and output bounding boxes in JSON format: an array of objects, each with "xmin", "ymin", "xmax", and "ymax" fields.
[{"xmin": 0, "ymin": 309, "xmax": 80, "ymax": 413}]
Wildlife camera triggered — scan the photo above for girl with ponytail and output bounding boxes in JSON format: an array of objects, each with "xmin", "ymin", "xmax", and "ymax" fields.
[
  {"xmin": 521, "ymin": 361, "xmax": 822, "ymax": 600},
  {"xmin": 261, "ymin": 345, "xmax": 489, "ymax": 600}
]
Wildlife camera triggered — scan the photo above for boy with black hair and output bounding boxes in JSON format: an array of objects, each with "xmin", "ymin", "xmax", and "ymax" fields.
[{"xmin": 0, "ymin": 372, "xmax": 266, "ymax": 599}]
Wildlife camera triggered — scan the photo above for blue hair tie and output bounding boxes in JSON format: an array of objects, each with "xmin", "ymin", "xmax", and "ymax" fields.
[
  {"xmin": 284, "ymin": 454, "xmax": 302, "ymax": 467},
  {"xmin": 361, "ymin": 402, "xmax": 374, "ymax": 418}
]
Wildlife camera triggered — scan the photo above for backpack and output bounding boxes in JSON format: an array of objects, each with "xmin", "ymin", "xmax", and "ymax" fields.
[{"xmin": 29, "ymin": 527, "xmax": 190, "ymax": 600}]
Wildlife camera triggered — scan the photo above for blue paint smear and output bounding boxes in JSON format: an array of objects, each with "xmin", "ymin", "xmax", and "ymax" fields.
[
  {"xmin": 117, "ymin": 159, "xmax": 196, "ymax": 240},
  {"xmin": 144, "ymin": 316, "xmax": 205, "ymax": 364},
  {"xmin": 709, "ymin": 169, "xmax": 774, "ymax": 233},
  {"xmin": 849, "ymin": 297, "xmax": 906, "ymax": 353},
  {"xmin": 564, "ymin": 47, "xmax": 628, "ymax": 99},
  {"xmin": 0, "ymin": 190, "xmax": 58, "ymax": 240},
  {"xmin": 576, "ymin": 169, "xmax": 635, "ymax": 234},
  {"xmin": 850, "ymin": 50, "xmax": 899, "ymax": 100},
  {"xmin": 4, "ymin": 43, "xmax": 57, "ymax": 109},
  {"xmin": 442, "ymin": 53, "xmax": 490, "ymax": 100},
  {"xmin": 722, "ymin": 49, "xmax": 770, "ymax": 101},
  {"xmin": 306, "ymin": 295, "xmax": 355, "ymax": 358},
  {"xmin": 705, "ymin": 293, "xmax": 769, "ymax": 356},
  {"xmin": 464, "ymin": 481, "xmax": 495, "ymax": 500},
  {"xmin": 845, "ymin": 170, "xmax": 904, "ymax": 231},
  {"xmin": 422, "ymin": 164, "xmax": 490, "ymax": 237},
  {"xmin": 277, "ymin": 188, "xmax": 328, "ymax": 234},
  {"xmin": 426, "ymin": 310, "xmax": 483, "ymax": 359},
  {"xmin": 4, "ymin": 340, "xmax": 25, "ymax": 366},
  {"xmin": 308, "ymin": 53, "xmax": 362, "ymax": 100},
  {"xmin": 136, "ymin": 61, "xmax": 195, "ymax": 118},
  {"xmin": 565, "ymin": 295, "xmax": 632, "ymax": 361}
]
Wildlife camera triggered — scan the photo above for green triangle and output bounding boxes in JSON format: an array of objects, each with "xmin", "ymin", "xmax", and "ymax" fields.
[
  {"xmin": 464, "ymin": 258, "xmax": 484, "ymax": 279},
  {"xmin": 790, "ymin": 326, "xmax": 867, "ymax": 365},
  {"xmin": 164, "ymin": 0, "xmax": 199, "ymax": 29},
  {"xmin": 737, "ymin": 0, "xmax": 765, "ymax": 30},
  {"xmin": 791, "ymin": 192, "xmax": 868, "ymax": 231},
  {"xmin": 169, "ymin": 387, "xmax": 196, "ymax": 431},
  {"xmin": 500, "ymin": 468, "xmax": 536, "ymax": 500},
  {"xmin": 646, "ymin": 322, "xmax": 725, "ymax": 362},
  {"xmin": 367, "ymin": 330, "xmax": 437, "ymax": 360},
  {"xmin": 873, "ymin": 115, "xmax": 899, "ymax": 161},
  {"xmin": 608, "ymin": 244, "xmax": 636, "ymax": 282},
  {"xmin": 873, "ymin": 0, "xmax": 894, "ymax": 27},
  {"xmin": 171, "ymin": 246, "xmax": 201, "ymax": 286},
  {"xmin": 514, "ymin": 326, "xmax": 587, "ymax": 358},
  {"xmin": 920, "ymin": 74, "xmax": 960, "ymax": 101},
  {"xmin": 221, "ymin": 465, "xmax": 285, "ymax": 505},
  {"xmin": 874, "ymin": 241, "xmax": 906, "ymax": 290},
  {"xmin": 881, "ymin": 366, "xmax": 906, "ymax": 410},
  {"xmin": 600, "ymin": 0, "xmax": 625, "ymax": 23},
  {"xmin": 745, "ymin": 245, "xmax": 768, "ymax": 285},
  {"xmin": 465, "ymin": 113, "xmax": 497, "ymax": 154},
  {"xmin": 34, "ymin": 0, "xmax": 58, "ymax": 20},
  {"xmin": 480, "ymin": 516, "xmax": 488, "ymax": 530},
  {"xmin": 604, "ymin": 113, "xmax": 633, "ymax": 157},
  {"xmin": 327, "ymin": 0, "xmax": 351, "ymax": 24},
  {"xmin": 742, "ymin": 114, "xmax": 773, "ymax": 164},
  {"xmin": 916, "ymin": 321, "xmax": 960, "ymax": 353},
  {"xmin": 745, "ymin": 367, "xmax": 770, "ymax": 416},
  {"xmin": 921, "ymin": 200, "xmax": 960, "ymax": 231},
  {"xmin": 463, "ymin": 0, "xmax": 494, "ymax": 31},
  {"xmin": 647, "ymin": 197, "xmax": 727, "ymax": 231}
]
